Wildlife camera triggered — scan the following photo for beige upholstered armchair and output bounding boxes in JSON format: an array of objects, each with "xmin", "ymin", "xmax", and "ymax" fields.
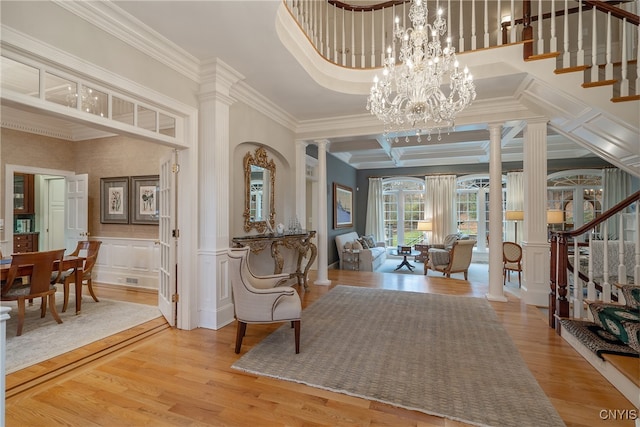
[
  {"xmin": 425, "ymin": 239, "xmax": 477, "ymax": 279},
  {"xmin": 227, "ymin": 246, "xmax": 301, "ymax": 354},
  {"xmin": 426, "ymin": 233, "xmax": 469, "ymax": 267}
]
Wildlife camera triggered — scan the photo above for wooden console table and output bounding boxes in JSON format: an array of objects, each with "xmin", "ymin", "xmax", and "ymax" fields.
[{"xmin": 231, "ymin": 230, "xmax": 317, "ymax": 290}]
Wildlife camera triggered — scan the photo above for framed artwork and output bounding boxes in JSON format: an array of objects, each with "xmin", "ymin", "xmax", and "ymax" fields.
[
  {"xmin": 333, "ymin": 183, "xmax": 353, "ymax": 229},
  {"xmin": 100, "ymin": 177, "xmax": 129, "ymax": 224},
  {"xmin": 130, "ymin": 175, "xmax": 160, "ymax": 225}
]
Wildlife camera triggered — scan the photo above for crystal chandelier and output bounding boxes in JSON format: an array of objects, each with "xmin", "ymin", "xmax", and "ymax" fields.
[
  {"xmin": 366, "ymin": 0, "xmax": 476, "ymax": 141},
  {"xmin": 66, "ymin": 85, "xmax": 102, "ymax": 115}
]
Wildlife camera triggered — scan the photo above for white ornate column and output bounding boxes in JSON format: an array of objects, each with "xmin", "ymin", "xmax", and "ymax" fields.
[
  {"xmin": 314, "ymin": 139, "xmax": 331, "ymax": 285},
  {"xmin": 522, "ymin": 118, "xmax": 550, "ymax": 306},
  {"xmin": 486, "ymin": 123, "xmax": 508, "ymax": 302},
  {"xmin": 198, "ymin": 59, "xmax": 243, "ymax": 329},
  {"xmin": 295, "ymin": 140, "xmax": 308, "ymax": 228}
]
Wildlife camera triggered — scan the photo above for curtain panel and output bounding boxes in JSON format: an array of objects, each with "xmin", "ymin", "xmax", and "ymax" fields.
[
  {"xmin": 425, "ymin": 175, "xmax": 457, "ymax": 244},
  {"xmin": 365, "ymin": 177, "xmax": 385, "ymax": 242}
]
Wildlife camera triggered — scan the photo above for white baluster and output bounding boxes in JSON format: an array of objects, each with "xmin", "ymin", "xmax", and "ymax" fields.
[
  {"xmin": 448, "ymin": 0, "xmax": 452, "ymax": 45},
  {"xmin": 562, "ymin": 0, "xmax": 570, "ymax": 67},
  {"xmin": 573, "ymin": 239, "xmax": 583, "ymax": 319},
  {"xmin": 510, "ymin": 0, "xmax": 516, "ymax": 43},
  {"xmin": 603, "ymin": 222, "xmax": 611, "ymax": 302},
  {"xmin": 549, "ymin": 0, "xmax": 557, "ymax": 53},
  {"xmin": 361, "ymin": 11, "xmax": 365, "ymax": 68},
  {"xmin": 349, "ymin": 10, "xmax": 354, "ymax": 68},
  {"xmin": 497, "ymin": 0, "xmax": 502, "ymax": 46},
  {"xmin": 459, "ymin": 0, "xmax": 465, "ymax": 52},
  {"xmin": 537, "ymin": 0, "xmax": 544, "ymax": 55},
  {"xmin": 471, "ymin": 0, "xmax": 477, "ymax": 50},
  {"xmin": 341, "ymin": 7, "xmax": 346, "ymax": 66},
  {"xmin": 587, "ymin": 231, "xmax": 596, "ymax": 303},
  {"xmin": 484, "ymin": 0, "xmax": 489, "ymax": 48},
  {"xmin": 636, "ymin": 2, "xmax": 640, "ymax": 98},
  {"xmin": 371, "ymin": 8, "xmax": 375, "ymax": 67},
  {"xmin": 380, "ymin": 6, "xmax": 385, "ymax": 66},
  {"xmin": 333, "ymin": 5, "xmax": 337, "ymax": 63},
  {"xmin": 605, "ymin": 12, "xmax": 613, "ymax": 80},
  {"xmin": 619, "ymin": 214, "xmax": 627, "ymax": 285},
  {"xmin": 590, "ymin": 7, "xmax": 599, "ymax": 83},
  {"xmin": 325, "ymin": 2, "xmax": 329, "ymax": 59},
  {"xmin": 620, "ymin": 18, "xmax": 629, "ymax": 97},
  {"xmin": 577, "ymin": 0, "xmax": 584, "ymax": 67}
]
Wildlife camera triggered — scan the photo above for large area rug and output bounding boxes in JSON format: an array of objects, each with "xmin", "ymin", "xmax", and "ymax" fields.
[
  {"xmin": 4, "ymin": 292, "xmax": 161, "ymax": 373},
  {"xmin": 232, "ymin": 285, "xmax": 564, "ymax": 427}
]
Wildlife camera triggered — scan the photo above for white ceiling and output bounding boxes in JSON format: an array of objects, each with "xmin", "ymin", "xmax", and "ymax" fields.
[{"xmin": 3, "ymin": 0, "xmax": 599, "ymax": 169}]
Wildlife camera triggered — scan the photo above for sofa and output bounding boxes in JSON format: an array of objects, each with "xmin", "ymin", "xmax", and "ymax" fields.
[{"xmin": 335, "ymin": 232, "xmax": 386, "ymax": 271}]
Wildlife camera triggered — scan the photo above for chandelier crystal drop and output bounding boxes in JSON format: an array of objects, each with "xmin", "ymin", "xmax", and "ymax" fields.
[{"xmin": 366, "ymin": 0, "xmax": 476, "ymax": 140}]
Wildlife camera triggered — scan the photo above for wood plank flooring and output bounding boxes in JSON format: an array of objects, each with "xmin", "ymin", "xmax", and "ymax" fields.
[{"xmin": 5, "ymin": 270, "xmax": 637, "ymax": 427}]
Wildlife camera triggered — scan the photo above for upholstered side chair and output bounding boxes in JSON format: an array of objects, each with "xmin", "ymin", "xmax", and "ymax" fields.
[
  {"xmin": 425, "ymin": 239, "xmax": 477, "ymax": 280},
  {"xmin": 227, "ymin": 246, "xmax": 301, "ymax": 354},
  {"xmin": 503, "ymin": 241, "xmax": 523, "ymax": 287}
]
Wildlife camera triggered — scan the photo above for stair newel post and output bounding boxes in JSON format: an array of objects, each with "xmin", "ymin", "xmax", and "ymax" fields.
[
  {"xmin": 555, "ymin": 232, "xmax": 570, "ymax": 333},
  {"xmin": 522, "ymin": 0, "xmax": 533, "ymax": 59},
  {"xmin": 549, "ymin": 232, "xmax": 558, "ymax": 328}
]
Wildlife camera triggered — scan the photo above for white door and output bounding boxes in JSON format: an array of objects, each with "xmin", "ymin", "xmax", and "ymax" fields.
[
  {"xmin": 47, "ymin": 177, "xmax": 66, "ymax": 250},
  {"xmin": 158, "ymin": 151, "xmax": 177, "ymax": 326},
  {"xmin": 64, "ymin": 174, "xmax": 89, "ymax": 253}
]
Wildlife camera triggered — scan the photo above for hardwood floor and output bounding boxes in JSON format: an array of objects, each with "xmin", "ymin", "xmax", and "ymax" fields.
[{"xmin": 5, "ymin": 271, "xmax": 637, "ymax": 426}]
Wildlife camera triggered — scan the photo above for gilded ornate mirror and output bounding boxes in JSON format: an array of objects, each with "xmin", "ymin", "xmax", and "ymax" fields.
[{"xmin": 243, "ymin": 147, "xmax": 276, "ymax": 233}]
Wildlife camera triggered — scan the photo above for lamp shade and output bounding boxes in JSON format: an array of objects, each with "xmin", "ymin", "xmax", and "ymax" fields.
[
  {"xmin": 547, "ymin": 210, "xmax": 564, "ymax": 224},
  {"xmin": 417, "ymin": 220, "xmax": 433, "ymax": 231},
  {"xmin": 505, "ymin": 210, "xmax": 524, "ymax": 221}
]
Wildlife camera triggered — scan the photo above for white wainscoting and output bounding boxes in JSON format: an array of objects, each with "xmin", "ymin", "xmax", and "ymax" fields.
[{"xmin": 92, "ymin": 237, "xmax": 159, "ymax": 290}]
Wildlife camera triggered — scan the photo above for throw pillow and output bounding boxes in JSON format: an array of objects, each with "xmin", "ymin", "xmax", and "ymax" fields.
[
  {"xmin": 363, "ymin": 235, "xmax": 376, "ymax": 248},
  {"xmin": 352, "ymin": 240, "xmax": 363, "ymax": 250},
  {"xmin": 358, "ymin": 238, "xmax": 369, "ymax": 249}
]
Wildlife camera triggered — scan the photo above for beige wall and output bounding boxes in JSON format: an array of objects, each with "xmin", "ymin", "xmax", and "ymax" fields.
[{"xmin": 1, "ymin": 128, "xmax": 172, "ymax": 241}]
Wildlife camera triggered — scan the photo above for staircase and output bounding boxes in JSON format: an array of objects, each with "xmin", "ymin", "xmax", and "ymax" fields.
[{"xmin": 282, "ymin": 0, "xmax": 640, "ymax": 176}]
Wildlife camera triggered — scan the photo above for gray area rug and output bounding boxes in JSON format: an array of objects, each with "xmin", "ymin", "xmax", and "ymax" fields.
[
  {"xmin": 232, "ymin": 285, "xmax": 565, "ymax": 427},
  {"xmin": 3, "ymin": 292, "xmax": 161, "ymax": 373}
]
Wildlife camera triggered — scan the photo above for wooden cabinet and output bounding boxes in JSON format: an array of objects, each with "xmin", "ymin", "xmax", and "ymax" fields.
[
  {"xmin": 14, "ymin": 173, "xmax": 35, "ymax": 214},
  {"xmin": 14, "ymin": 233, "xmax": 39, "ymax": 253}
]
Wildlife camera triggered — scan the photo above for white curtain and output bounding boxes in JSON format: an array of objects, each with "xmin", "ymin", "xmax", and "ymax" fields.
[
  {"xmin": 365, "ymin": 177, "xmax": 385, "ymax": 242},
  {"xmin": 425, "ymin": 175, "xmax": 457, "ymax": 244},
  {"xmin": 506, "ymin": 171, "xmax": 524, "ymax": 242},
  {"xmin": 602, "ymin": 168, "xmax": 632, "ymax": 239}
]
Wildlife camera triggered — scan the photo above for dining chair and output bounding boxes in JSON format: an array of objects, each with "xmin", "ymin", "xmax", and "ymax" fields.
[
  {"xmin": 1, "ymin": 249, "xmax": 66, "ymax": 336},
  {"xmin": 503, "ymin": 241, "xmax": 523, "ymax": 287},
  {"xmin": 54, "ymin": 240, "xmax": 102, "ymax": 313},
  {"xmin": 227, "ymin": 246, "xmax": 301, "ymax": 354}
]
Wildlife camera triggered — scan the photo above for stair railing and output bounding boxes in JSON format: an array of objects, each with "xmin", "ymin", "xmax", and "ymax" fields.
[
  {"xmin": 549, "ymin": 190, "xmax": 640, "ymax": 332},
  {"xmin": 283, "ymin": 0, "xmax": 639, "ymax": 98}
]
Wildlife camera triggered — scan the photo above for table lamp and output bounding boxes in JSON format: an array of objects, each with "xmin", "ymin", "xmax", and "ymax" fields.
[
  {"xmin": 505, "ymin": 210, "xmax": 524, "ymax": 242},
  {"xmin": 417, "ymin": 220, "xmax": 433, "ymax": 244}
]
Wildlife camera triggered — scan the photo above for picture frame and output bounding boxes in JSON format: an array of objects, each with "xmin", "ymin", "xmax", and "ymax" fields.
[
  {"xmin": 100, "ymin": 177, "xmax": 129, "ymax": 224},
  {"xmin": 333, "ymin": 183, "xmax": 353, "ymax": 229},
  {"xmin": 130, "ymin": 175, "xmax": 160, "ymax": 225}
]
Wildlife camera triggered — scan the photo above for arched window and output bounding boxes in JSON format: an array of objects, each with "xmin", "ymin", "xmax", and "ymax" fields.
[
  {"xmin": 547, "ymin": 170, "xmax": 602, "ymax": 233},
  {"xmin": 382, "ymin": 178, "xmax": 425, "ymax": 246}
]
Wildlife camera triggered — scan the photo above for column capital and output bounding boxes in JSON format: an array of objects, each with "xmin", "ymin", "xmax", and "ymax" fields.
[
  {"xmin": 314, "ymin": 139, "xmax": 330, "ymax": 149},
  {"xmin": 199, "ymin": 58, "xmax": 244, "ymax": 100}
]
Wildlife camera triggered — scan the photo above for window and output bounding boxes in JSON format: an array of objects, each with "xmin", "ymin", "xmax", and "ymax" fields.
[
  {"xmin": 547, "ymin": 170, "xmax": 602, "ymax": 234},
  {"xmin": 382, "ymin": 178, "xmax": 425, "ymax": 246},
  {"xmin": 457, "ymin": 175, "xmax": 506, "ymax": 249}
]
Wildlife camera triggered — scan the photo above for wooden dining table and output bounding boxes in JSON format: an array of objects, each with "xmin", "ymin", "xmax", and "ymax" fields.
[{"xmin": 1, "ymin": 255, "xmax": 85, "ymax": 314}]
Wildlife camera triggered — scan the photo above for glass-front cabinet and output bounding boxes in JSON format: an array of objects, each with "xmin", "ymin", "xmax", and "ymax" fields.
[{"xmin": 14, "ymin": 172, "xmax": 35, "ymax": 215}]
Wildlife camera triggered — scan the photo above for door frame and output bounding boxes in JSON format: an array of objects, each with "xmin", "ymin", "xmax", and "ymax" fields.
[{"xmin": 4, "ymin": 165, "xmax": 75, "ymax": 255}]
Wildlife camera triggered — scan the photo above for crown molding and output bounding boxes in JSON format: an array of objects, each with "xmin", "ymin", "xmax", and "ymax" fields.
[
  {"xmin": 53, "ymin": 0, "xmax": 201, "ymax": 84},
  {"xmin": 230, "ymin": 81, "xmax": 298, "ymax": 132}
]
